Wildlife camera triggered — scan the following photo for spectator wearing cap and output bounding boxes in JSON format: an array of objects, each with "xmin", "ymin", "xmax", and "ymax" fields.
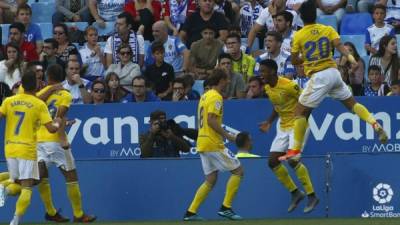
[
  {"xmin": 16, "ymin": 3, "xmax": 43, "ymax": 55},
  {"xmin": 144, "ymin": 41, "xmax": 175, "ymax": 101},
  {"xmin": 124, "ymin": 76, "xmax": 160, "ymax": 102},
  {"xmin": 53, "ymin": 0, "xmax": 92, "ymax": 25},
  {"xmin": 180, "ymin": 0, "xmax": 229, "ymax": 49},
  {"xmin": 8, "ymin": 22, "xmax": 38, "ymax": 62},
  {"xmin": 189, "ymin": 24, "xmax": 223, "ymax": 80},
  {"xmin": 145, "ymin": 21, "xmax": 189, "ymax": 75}
]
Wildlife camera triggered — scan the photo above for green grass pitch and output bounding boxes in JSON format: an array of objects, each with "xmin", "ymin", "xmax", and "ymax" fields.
[{"xmin": 3, "ymin": 218, "xmax": 400, "ymax": 225}]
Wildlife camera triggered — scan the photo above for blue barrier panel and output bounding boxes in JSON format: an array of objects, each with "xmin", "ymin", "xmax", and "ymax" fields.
[
  {"xmin": 0, "ymin": 97, "xmax": 399, "ymax": 160},
  {"xmin": 0, "ymin": 157, "xmax": 327, "ymax": 222},
  {"xmin": 328, "ymin": 153, "xmax": 400, "ymax": 218}
]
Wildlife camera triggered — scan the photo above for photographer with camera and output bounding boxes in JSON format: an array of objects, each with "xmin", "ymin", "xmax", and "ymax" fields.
[{"xmin": 140, "ymin": 110, "xmax": 192, "ymax": 158}]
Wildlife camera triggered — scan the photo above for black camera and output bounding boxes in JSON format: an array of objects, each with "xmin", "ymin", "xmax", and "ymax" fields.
[{"xmin": 159, "ymin": 120, "xmax": 170, "ymax": 131}]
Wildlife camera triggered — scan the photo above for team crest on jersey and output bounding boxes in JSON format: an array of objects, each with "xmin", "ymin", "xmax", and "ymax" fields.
[
  {"xmin": 215, "ymin": 101, "xmax": 222, "ymax": 110},
  {"xmin": 169, "ymin": 44, "xmax": 173, "ymax": 50}
]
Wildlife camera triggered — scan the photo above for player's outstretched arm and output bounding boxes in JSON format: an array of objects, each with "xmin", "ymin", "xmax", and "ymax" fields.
[{"xmin": 208, "ymin": 113, "xmax": 236, "ymax": 142}]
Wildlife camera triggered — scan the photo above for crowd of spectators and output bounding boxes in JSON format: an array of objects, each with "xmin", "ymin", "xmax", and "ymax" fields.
[{"xmin": 1, "ymin": 0, "xmax": 400, "ymax": 108}]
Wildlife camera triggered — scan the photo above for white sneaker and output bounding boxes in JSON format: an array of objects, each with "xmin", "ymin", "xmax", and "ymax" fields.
[
  {"xmin": 10, "ymin": 215, "xmax": 20, "ymax": 225},
  {"xmin": 0, "ymin": 184, "xmax": 6, "ymax": 207}
]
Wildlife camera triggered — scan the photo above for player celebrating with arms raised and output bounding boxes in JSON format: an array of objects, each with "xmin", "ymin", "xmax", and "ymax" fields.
[
  {"xmin": 259, "ymin": 59, "xmax": 318, "ymax": 213},
  {"xmin": 0, "ymin": 71, "xmax": 61, "ymax": 225},
  {"xmin": 279, "ymin": 0, "xmax": 388, "ymax": 161},
  {"xmin": 184, "ymin": 69, "xmax": 244, "ymax": 221}
]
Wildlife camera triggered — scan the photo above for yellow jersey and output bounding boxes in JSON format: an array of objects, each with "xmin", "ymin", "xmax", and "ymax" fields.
[
  {"xmin": 232, "ymin": 53, "xmax": 256, "ymax": 82},
  {"xmin": 37, "ymin": 85, "xmax": 72, "ymax": 142},
  {"xmin": 265, "ymin": 77, "xmax": 301, "ymax": 130},
  {"xmin": 292, "ymin": 23, "xmax": 339, "ymax": 76},
  {"xmin": 196, "ymin": 89, "xmax": 224, "ymax": 152},
  {"xmin": 0, "ymin": 93, "xmax": 52, "ymax": 160}
]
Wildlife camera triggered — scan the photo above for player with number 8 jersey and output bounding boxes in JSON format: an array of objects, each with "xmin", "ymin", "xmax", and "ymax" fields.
[{"xmin": 184, "ymin": 69, "xmax": 244, "ymax": 221}]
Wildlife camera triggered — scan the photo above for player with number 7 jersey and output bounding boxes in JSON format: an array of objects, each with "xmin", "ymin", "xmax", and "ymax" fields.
[{"xmin": 279, "ymin": 0, "xmax": 388, "ymax": 162}]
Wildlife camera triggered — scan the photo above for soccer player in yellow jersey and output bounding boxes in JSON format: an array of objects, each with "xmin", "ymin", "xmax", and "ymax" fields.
[
  {"xmin": 36, "ymin": 64, "xmax": 96, "ymax": 223},
  {"xmin": 0, "ymin": 71, "xmax": 61, "ymax": 225},
  {"xmin": 279, "ymin": 0, "xmax": 388, "ymax": 161},
  {"xmin": 258, "ymin": 59, "xmax": 319, "ymax": 214},
  {"xmin": 184, "ymin": 69, "xmax": 244, "ymax": 221}
]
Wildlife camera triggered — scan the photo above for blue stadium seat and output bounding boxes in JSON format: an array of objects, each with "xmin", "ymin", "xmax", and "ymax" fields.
[
  {"xmin": 241, "ymin": 37, "xmax": 259, "ymax": 53},
  {"xmin": 31, "ymin": 2, "xmax": 56, "ymax": 23},
  {"xmin": 317, "ymin": 15, "xmax": 337, "ymax": 31},
  {"xmin": 340, "ymin": 13, "xmax": 373, "ymax": 35},
  {"xmin": 65, "ymin": 22, "xmax": 89, "ymax": 31},
  {"xmin": 341, "ymin": 35, "xmax": 367, "ymax": 57},
  {"xmin": 1, "ymin": 24, "xmax": 10, "ymax": 45},
  {"xmin": 92, "ymin": 22, "xmax": 115, "ymax": 37},
  {"xmin": 192, "ymin": 80, "xmax": 204, "ymax": 95},
  {"xmin": 38, "ymin": 22, "xmax": 53, "ymax": 39}
]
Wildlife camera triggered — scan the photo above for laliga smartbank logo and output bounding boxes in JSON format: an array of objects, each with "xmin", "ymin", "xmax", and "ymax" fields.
[{"xmin": 361, "ymin": 183, "xmax": 400, "ymax": 218}]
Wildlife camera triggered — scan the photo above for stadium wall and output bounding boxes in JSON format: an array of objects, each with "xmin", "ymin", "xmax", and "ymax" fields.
[
  {"xmin": 1, "ymin": 153, "xmax": 399, "ymax": 222},
  {"xmin": 1, "ymin": 97, "xmax": 399, "ymax": 160}
]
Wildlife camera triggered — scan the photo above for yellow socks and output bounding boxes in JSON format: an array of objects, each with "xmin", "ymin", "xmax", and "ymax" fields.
[
  {"xmin": 15, "ymin": 187, "xmax": 32, "ymax": 216},
  {"xmin": 66, "ymin": 182, "xmax": 84, "ymax": 218},
  {"xmin": 222, "ymin": 174, "xmax": 242, "ymax": 208},
  {"xmin": 38, "ymin": 178, "xmax": 57, "ymax": 216},
  {"xmin": 353, "ymin": 103, "xmax": 376, "ymax": 125},
  {"xmin": 188, "ymin": 182, "xmax": 212, "ymax": 213},
  {"xmin": 6, "ymin": 183, "xmax": 22, "ymax": 196},
  {"xmin": 273, "ymin": 164, "xmax": 297, "ymax": 192},
  {"xmin": 295, "ymin": 163, "xmax": 314, "ymax": 195},
  {"xmin": 293, "ymin": 116, "xmax": 308, "ymax": 150}
]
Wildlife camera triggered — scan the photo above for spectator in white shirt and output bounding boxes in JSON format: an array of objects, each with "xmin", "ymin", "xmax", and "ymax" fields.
[
  {"xmin": 365, "ymin": 4, "xmax": 395, "ymax": 55},
  {"xmin": 62, "ymin": 60, "xmax": 92, "ymax": 104},
  {"xmin": 79, "ymin": 26, "xmax": 106, "ymax": 81}
]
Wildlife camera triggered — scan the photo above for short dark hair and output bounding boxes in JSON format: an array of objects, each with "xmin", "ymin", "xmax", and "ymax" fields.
[
  {"xmin": 182, "ymin": 74, "xmax": 195, "ymax": 88},
  {"xmin": 299, "ymin": 0, "xmax": 317, "ymax": 24},
  {"xmin": 150, "ymin": 110, "xmax": 166, "ymax": 121},
  {"xmin": 47, "ymin": 64, "xmax": 65, "ymax": 82},
  {"xmin": 372, "ymin": 4, "xmax": 386, "ymax": 13},
  {"xmin": 218, "ymin": 53, "xmax": 232, "ymax": 62},
  {"xmin": 236, "ymin": 131, "xmax": 250, "ymax": 148},
  {"xmin": 173, "ymin": 77, "xmax": 186, "ymax": 88},
  {"xmin": 151, "ymin": 41, "xmax": 165, "ymax": 53},
  {"xmin": 266, "ymin": 31, "xmax": 283, "ymax": 43},
  {"xmin": 226, "ymin": 33, "xmax": 241, "ymax": 43},
  {"xmin": 9, "ymin": 22, "xmax": 25, "ymax": 33},
  {"xmin": 202, "ymin": 23, "xmax": 217, "ymax": 32},
  {"xmin": 21, "ymin": 70, "xmax": 37, "ymax": 91},
  {"xmin": 368, "ymin": 65, "xmax": 381, "ymax": 73},
  {"xmin": 132, "ymin": 75, "xmax": 146, "ymax": 85},
  {"xmin": 208, "ymin": 68, "xmax": 228, "ymax": 86},
  {"xmin": 44, "ymin": 38, "xmax": 59, "ymax": 49},
  {"xmin": 91, "ymin": 80, "xmax": 106, "ymax": 90},
  {"xmin": 391, "ymin": 80, "xmax": 400, "ymax": 86},
  {"xmin": 259, "ymin": 59, "xmax": 278, "ymax": 75},
  {"xmin": 228, "ymin": 25, "xmax": 241, "ymax": 33},
  {"xmin": 248, "ymin": 76, "xmax": 264, "ymax": 86},
  {"xmin": 117, "ymin": 12, "xmax": 134, "ymax": 28},
  {"xmin": 17, "ymin": 3, "xmax": 32, "ymax": 15},
  {"xmin": 274, "ymin": 10, "xmax": 294, "ymax": 26}
]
